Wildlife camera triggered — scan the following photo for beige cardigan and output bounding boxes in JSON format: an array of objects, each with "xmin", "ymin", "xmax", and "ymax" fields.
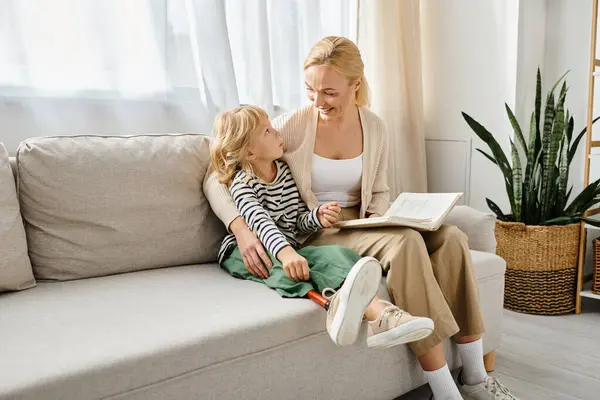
[{"xmin": 203, "ymin": 104, "xmax": 391, "ymax": 231}]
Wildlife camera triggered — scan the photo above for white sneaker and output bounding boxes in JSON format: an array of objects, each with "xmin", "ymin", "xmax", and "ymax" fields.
[
  {"xmin": 458, "ymin": 369, "xmax": 519, "ymax": 399},
  {"xmin": 367, "ymin": 300, "xmax": 434, "ymax": 349},
  {"xmin": 323, "ymin": 257, "xmax": 382, "ymax": 346}
]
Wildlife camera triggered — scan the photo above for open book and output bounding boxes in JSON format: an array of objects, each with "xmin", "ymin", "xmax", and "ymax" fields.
[{"xmin": 334, "ymin": 192, "xmax": 463, "ymax": 231}]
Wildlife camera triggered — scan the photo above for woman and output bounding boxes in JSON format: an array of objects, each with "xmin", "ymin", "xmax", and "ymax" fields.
[{"xmin": 204, "ymin": 36, "xmax": 517, "ymax": 400}]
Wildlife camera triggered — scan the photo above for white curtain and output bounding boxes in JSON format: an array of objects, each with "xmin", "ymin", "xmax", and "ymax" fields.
[
  {"xmin": 0, "ymin": 0, "xmax": 356, "ymax": 152},
  {"xmin": 358, "ymin": 0, "xmax": 427, "ymax": 196}
]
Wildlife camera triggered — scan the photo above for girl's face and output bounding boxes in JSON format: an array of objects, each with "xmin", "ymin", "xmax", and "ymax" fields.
[
  {"xmin": 304, "ymin": 65, "xmax": 360, "ymax": 122},
  {"xmin": 247, "ymin": 119, "xmax": 284, "ymax": 163}
]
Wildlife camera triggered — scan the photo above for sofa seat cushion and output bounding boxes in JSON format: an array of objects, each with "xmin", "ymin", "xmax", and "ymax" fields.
[
  {"xmin": 0, "ymin": 264, "xmax": 331, "ymax": 399},
  {"xmin": 0, "ymin": 250, "xmax": 505, "ymax": 400}
]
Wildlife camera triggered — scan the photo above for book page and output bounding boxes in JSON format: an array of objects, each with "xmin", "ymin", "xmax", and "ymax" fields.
[{"xmin": 384, "ymin": 193, "xmax": 462, "ymax": 221}]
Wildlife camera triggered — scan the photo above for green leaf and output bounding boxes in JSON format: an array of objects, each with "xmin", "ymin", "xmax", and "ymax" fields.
[
  {"xmin": 505, "ymin": 103, "xmax": 528, "ymax": 154},
  {"xmin": 526, "ymin": 111, "xmax": 538, "ymax": 171},
  {"xmin": 525, "ymin": 150, "xmax": 544, "ymax": 224},
  {"xmin": 526, "ymin": 192, "xmax": 540, "ymax": 224},
  {"xmin": 566, "ymin": 185, "xmax": 573, "ymax": 203},
  {"xmin": 535, "ymin": 68, "xmax": 542, "ymax": 153},
  {"xmin": 565, "ymin": 110, "xmax": 573, "ymax": 143},
  {"xmin": 541, "ymin": 91, "xmax": 555, "ymax": 171},
  {"xmin": 462, "ymin": 112, "xmax": 515, "ymax": 211},
  {"xmin": 546, "ymin": 70, "xmax": 569, "ymax": 104},
  {"xmin": 540, "ymin": 89, "xmax": 564, "ymax": 220},
  {"xmin": 462, "ymin": 112, "xmax": 512, "ymax": 172},
  {"xmin": 509, "ymin": 138, "xmax": 523, "ymax": 220},
  {"xmin": 540, "ymin": 216, "xmax": 577, "ymax": 226},
  {"xmin": 565, "ymin": 178, "xmax": 600, "ymax": 215},
  {"xmin": 523, "ymin": 111, "xmax": 538, "ymax": 223},
  {"xmin": 557, "ymin": 134, "xmax": 570, "ymax": 213},
  {"xmin": 486, "ymin": 198, "xmax": 507, "ymax": 221},
  {"xmin": 476, "ymin": 148, "xmax": 498, "ymax": 166},
  {"xmin": 558, "ymin": 80, "xmax": 568, "ymax": 104},
  {"xmin": 568, "ymin": 115, "xmax": 600, "ymax": 164}
]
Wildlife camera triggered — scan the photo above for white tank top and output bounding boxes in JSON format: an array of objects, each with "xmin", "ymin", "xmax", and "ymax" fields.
[{"xmin": 311, "ymin": 153, "xmax": 363, "ymax": 207}]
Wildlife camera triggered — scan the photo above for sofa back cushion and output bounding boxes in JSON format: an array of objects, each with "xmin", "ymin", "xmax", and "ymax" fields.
[
  {"xmin": 17, "ymin": 134, "xmax": 226, "ymax": 281},
  {"xmin": 445, "ymin": 205, "xmax": 497, "ymax": 253},
  {"xmin": 0, "ymin": 142, "xmax": 36, "ymax": 291}
]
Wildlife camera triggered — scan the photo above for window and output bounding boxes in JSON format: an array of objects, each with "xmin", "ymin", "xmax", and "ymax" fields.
[{"xmin": 0, "ymin": 0, "xmax": 356, "ymax": 113}]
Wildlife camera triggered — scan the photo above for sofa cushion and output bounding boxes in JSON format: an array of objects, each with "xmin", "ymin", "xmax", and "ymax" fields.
[
  {"xmin": 0, "ymin": 264, "xmax": 330, "ymax": 399},
  {"xmin": 0, "ymin": 249, "xmax": 505, "ymax": 400},
  {"xmin": 470, "ymin": 250, "xmax": 506, "ymax": 280},
  {"xmin": 16, "ymin": 134, "xmax": 227, "ymax": 280},
  {"xmin": 0, "ymin": 143, "xmax": 35, "ymax": 292}
]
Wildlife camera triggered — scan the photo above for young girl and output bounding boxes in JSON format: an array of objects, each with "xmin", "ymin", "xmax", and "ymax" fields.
[{"xmin": 210, "ymin": 105, "xmax": 434, "ymax": 348}]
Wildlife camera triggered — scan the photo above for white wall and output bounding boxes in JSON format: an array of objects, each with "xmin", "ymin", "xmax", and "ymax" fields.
[
  {"xmin": 515, "ymin": 0, "xmax": 547, "ymax": 128},
  {"xmin": 420, "ymin": 0, "xmax": 519, "ymax": 213}
]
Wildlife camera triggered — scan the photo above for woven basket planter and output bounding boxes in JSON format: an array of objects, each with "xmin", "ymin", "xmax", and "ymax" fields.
[
  {"xmin": 495, "ymin": 220, "xmax": 580, "ymax": 315},
  {"xmin": 592, "ymin": 239, "xmax": 600, "ymax": 295}
]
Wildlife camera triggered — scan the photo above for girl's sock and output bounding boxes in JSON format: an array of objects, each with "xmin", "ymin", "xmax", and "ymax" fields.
[
  {"xmin": 423, "ymin": 364, "xmax": 462, "ymax": 400},
  {"xmin": 456, "ymin": 338, "xmax": 487, "ymax": 385}
]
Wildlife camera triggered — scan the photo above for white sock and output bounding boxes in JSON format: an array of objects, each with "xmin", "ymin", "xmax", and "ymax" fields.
[
  {"xmin": 423, "ymin": 364, "xmax": 462, "ymax": 400},
  {"xmin": 457, "ymin": 338, "xmax": 487, "ymax": 385}
]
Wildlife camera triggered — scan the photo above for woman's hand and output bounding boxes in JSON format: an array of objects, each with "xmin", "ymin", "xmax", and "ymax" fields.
[
  {"xmin": 318, "ymin": 202, "xmax": 341, "ymax": 228},
  {"xmin": 230, "ymin": 217, "xmax": 272, "ymax": 279},
  {"xmin": 277, "ymin": 246, "xmax": 310, "ymax": 281},
  {"xmin": 368, "ymin": 213, "xmax": 381, "ymax": 218}
]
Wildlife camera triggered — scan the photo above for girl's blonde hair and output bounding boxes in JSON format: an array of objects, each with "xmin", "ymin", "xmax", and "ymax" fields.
[
  {"xmin": 210, "ymin": 105, "xmax": 269, "ymax": 185},
  {"xmin": 303, "ymin": 36, "xmax": 370, "ymax": 107}
]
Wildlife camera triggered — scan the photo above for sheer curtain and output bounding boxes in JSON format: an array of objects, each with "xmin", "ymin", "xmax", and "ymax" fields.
[
  {"xmin": 0, "ymin": 0, "xmax": 356, "ymax": 152},
  {"xmin": 358, "ymin": 0, "xmax": 427, "ymax": 196}
]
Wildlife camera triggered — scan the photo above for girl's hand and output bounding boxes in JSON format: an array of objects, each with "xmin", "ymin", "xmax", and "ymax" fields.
[
  {"xmin": 318, "ymin": 202, "xmax": 341, "ymax": 228},
  {"xmin": 230, "ymin": 217, "xmax": 272, "ymax": 279},
  {"xmin": 277, "ymin": 246, "xmax": 310, "ymax": 281}
]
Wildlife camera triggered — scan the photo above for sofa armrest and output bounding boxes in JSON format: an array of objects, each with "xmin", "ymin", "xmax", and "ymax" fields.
[{"xmin": 445, "ymin": 205, "xmax": 497, "ymax": 253}]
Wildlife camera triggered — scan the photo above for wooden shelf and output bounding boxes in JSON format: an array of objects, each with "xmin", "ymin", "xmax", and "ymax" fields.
[
  {"xmin": 576, "ymin": 0, "xmax": 599, "ymax": 314},
  {"xmin": 581, "ymin": 281, "xmax": 600, "ymax": 301}
]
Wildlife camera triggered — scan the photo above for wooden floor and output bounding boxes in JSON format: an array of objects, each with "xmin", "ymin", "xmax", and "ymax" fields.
[{"xmin": 399, "ymin": 298, "xmax": 600, "ymax": 399}]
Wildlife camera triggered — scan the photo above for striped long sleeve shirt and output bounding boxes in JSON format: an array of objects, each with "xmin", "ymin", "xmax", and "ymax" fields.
[{"xmin": 217, "ymin": 160, "xmax": 323, "ymax": 263}]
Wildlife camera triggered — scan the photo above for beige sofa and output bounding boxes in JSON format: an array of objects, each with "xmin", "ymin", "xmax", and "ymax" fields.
[{"xmin": 0, "ymin": 134, "xmax": 506, "ymax": 400}]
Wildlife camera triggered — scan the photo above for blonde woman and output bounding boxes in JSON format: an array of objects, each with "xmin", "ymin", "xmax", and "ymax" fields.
[
  {"xmin": 204, "ymin": 38, "xmax": 518, "ymax": 400},
  {"xmin": 210, "ymin": 105, "xmax": 434, "ymax": 349}
]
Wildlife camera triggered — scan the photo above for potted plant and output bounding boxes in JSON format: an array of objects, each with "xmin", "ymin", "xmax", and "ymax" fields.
[{"xmin": 462, "ymin": 68, "xmax": 600, "ymax": 315}]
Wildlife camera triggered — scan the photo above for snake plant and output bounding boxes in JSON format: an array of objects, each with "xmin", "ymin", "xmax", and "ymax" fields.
[{"xmin": 462, "ymin": 68, "xmax": 600, "ymax": 226}]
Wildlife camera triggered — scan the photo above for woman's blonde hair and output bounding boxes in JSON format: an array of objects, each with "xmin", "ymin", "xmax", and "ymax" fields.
[
  {"xmin": 210, "ymin": 105, "xmax": 269, "ymax": 185},
  {"xmin": 303, "ymin": 36, "xmax": 370, "ymax": 107}
]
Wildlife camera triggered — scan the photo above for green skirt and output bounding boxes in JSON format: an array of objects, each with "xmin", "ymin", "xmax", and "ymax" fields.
[{"xmin": 221, "ymin": 245, "xmax": 362, "ymax": 298}]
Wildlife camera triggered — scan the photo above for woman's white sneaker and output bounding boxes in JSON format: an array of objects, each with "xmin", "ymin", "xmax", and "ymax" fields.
[
  {"xmin": 367, "ymin": 300, "xmax": 434, "ymax": 349},
  {"xmin": 458, "ymin": 369, "xmax": 520, "ymax": 399}
]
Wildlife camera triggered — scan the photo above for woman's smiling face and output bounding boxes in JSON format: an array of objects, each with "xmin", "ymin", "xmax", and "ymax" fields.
[{"xmin": 304, "ymin": 64, "xmax": 360, "ymax": 121}]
